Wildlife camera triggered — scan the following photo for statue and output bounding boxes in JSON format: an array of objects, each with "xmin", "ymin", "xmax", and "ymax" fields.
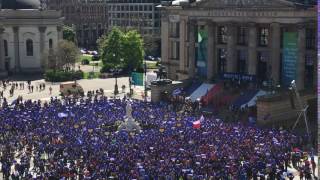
[
  {"xmin": 117, "ymin": 100, "xmax": 141, "ymax": 133},
  {"xmin": 126, "ymin": 101, "xmax": 133, "ymax": 119}
]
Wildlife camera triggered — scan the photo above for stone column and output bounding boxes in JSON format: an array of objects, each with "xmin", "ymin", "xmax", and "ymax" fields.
[
  {"xmin": 188, "ymin": 20, "xmax": 196, "ymax": 77},
  {"xmin": 207, "ymin": 21, "xmax": 216, "ymax": 80},
  {"xmin": 13, "ymin": 26, "xmax": 20, "ymax": 72},
  {"xmin": 0, "ymin": 27, "xmax": 5, "ymax": 71},
  {"xmin": 179, "ymin": 18, "xmax": 186, "ymax": 73},
  {"xmin": 296, "ymin": 25, "xmax": 306, "ymax": 90},
  {"xmin": 39, "ymin": 26, "xmax": 47, "ymax": 70},
  {"xmin": 270, "ymin": 23, "xmax": 281, "ymax": 84},
  {"xmin": 248, "ymin": 23, "xmax": 257, "ymax": 75},
  {"xmin": 161, "ymin": 16, "xmax": 169, "ymax": 65},
  {"xmin": 226, "ymin": 23, "xmax": 236, "ymax": 73},
  {"xmin": 57, "ymin": 26, "xmax": 63, "ymax": 40}
]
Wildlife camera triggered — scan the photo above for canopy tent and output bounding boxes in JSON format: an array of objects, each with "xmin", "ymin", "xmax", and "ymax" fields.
[
  {"xmin": 189, "ymin": 83, "xmax": 214, "ymax": 102},
  {"xmin": 232, "ymin": 90, "xmax": 259, "ymax": 108},
  {"xmin": 240, "ymin": 90, "xmax": 266, "ymax": 108},
  {"xmin": 185, "ymin": 81, "xmax": 202, "ymax": 96},
  {"xmin": 201, "ymin": 83, "xmax": 222, "ymax": 105}
]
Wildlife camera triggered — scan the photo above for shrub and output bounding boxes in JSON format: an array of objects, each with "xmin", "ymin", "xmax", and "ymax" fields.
[
  {"xmin": 81, "ymin": 59, "xmax": 90, "ymax": 65},
  {"xmin": 44, "ymin": 70, "xmax": 84, "ymax": 82},
  {"xmin": 100, "ymin": 63, "xmax": 115, "ymax": 73}
]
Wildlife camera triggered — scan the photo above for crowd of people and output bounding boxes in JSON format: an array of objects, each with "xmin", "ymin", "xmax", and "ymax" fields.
[{"xmin": 0, "ymin": 93, "xmax": 316, "ymax": 179}]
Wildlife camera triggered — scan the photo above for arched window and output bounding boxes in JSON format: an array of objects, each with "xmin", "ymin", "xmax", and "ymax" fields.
[
  {"xmin": 26, "ymin": 39, "xmax": 33, "ymax": 56},
  {"xmin": 4, "ymin": 40, "xmax": 8, "ymax": 57},
  {"xmin": 49, "ymin": 39, "xmax": 53, "ymax": 49}
]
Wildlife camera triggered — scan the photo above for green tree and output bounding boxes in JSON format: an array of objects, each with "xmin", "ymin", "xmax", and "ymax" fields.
[
  {"xmin": 122, "ymin": 30, "xmax": 144, "ymax": 71},
  {"xmin": 98, "ymin": 28, "xmax": 144, "ymax": 73},
  {"xmin": 101, "ymin": 28, "xmax": 123, "ymax": 67},
  {"xmin": 45, "ymin": 40, "xmax": 79, "ymax": 71},
  {"xmin": 63, "ymin": 25, "xmax": 76, "ymax": 42}
]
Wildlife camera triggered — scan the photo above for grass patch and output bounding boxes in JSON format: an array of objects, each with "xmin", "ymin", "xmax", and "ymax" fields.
[
  {"xmin": 90, "ymin": 61, "xmax": 103, "ymax": 67},
  {"xmin": 83, "ymin": 72, "xmax": 101, "ymax": 79},
  {"xmin": 78, "ymin": 54, "xmax": 93, "ymax": 62}
]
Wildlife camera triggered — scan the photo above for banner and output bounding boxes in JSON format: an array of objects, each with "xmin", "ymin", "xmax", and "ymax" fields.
[
  {"xmin": 282, "ymin": 32, "xmax": 298, "ymax": 86},
  {"xmin": 221, "ymin": 73, "xmax": 256, "ymax": 82},
  {"xmin": 131, "ymin": 72, "xmax": 144, "ymax": 86},
  {"xmin": 196, "ymin": 27, "xmax": 208, "ymax": 77}
]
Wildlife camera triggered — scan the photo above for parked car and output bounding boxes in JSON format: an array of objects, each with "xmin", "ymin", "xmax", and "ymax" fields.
[{"xmin": 60, "ymin": 81, "xmax": 84, "ymax": 97}]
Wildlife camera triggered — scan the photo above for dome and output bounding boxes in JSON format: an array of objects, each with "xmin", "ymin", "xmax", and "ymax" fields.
[{"xmin": 1, "ymin": 0, "xmax": 41, "ymax": 9}]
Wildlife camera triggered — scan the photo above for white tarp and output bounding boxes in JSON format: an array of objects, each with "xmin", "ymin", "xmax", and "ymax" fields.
[
  {"xmin": 240, "ymin": 90, "xmax": 267, "ymax": 108},
  {"xmin": 189, "ymin": 83, "xmax": 214, "ymax": 102}
]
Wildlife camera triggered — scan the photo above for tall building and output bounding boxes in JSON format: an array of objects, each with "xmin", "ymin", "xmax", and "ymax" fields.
[
  {"xmin": 0, "ymin": 0, "xmax": 63, "ymax": 76},
  {"xmin": 48, "ymin": 0, "xmax": 108, "ymax": 49},
  {"xmin": 159, "ymin": 0, "xmax": 317, "ymax": 90},
  {"xmin": 107, "ymin": 0, "xmax": 161, "ymax": 56}
]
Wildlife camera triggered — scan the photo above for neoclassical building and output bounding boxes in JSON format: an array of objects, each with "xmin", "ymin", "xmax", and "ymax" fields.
[
  {"xmin": 0, "ymin": 0, "xmax": 63, "ymax": 77},
  {"xmin": 159, "ymin": 0, "xmax": 317, "ymax": 90}
]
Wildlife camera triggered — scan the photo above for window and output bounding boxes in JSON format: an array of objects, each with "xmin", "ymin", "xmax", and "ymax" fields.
[
  {"xmin": 4, "ymin": 40, "xmax": 8, "ymax": 57},
  {"xmin": 259, "ymin": 27, "xmax": 269, "ymax": 46},
  {"xmin": 49, "ymin": 39, "xmax": 53, "ymax": 49},
  {"xmin": 218, "ymin": 48, "xmax": 227, "ymax": 73},
  {"xmin": 170, "ymin": 41, "xmax": 179, "ymax": 60},
  {"xmin": 306, "ymin": 28, "xmax": 315, "ymax": 50},
  {"xmin": 218, "ymin": 26, "xmax": 227, "ymax": 44},
  {"xmin": 237, "ymin": 50, "xmax": 247, "ymax": 73},
  {"xmin": 237, "ymin": 27, "xmax": 247, "ymax": 45},
  {"xmin": 26, "ymin": 39, "xmax": 33, "ymax": 56}
]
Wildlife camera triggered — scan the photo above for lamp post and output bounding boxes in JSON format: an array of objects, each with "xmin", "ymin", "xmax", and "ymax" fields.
[{"xmin": 144, "ymin": 61, "xmax": 147, "ymax": 101}]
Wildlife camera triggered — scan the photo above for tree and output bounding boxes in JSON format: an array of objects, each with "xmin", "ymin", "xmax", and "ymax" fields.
[
  {"xmin": 122, "ymin": 30, "xmax": 144, "ymax": 71},
  {"xmin": 63, "ymin": 25, "xmax": 76, "ymax": 42},
  {"xmin": 45, "ymin": 40, "xmax": 80, "ymax": 71},
  {"xmin": 99, "ymin": 27, "xmax": 124, "ymax": 69}
]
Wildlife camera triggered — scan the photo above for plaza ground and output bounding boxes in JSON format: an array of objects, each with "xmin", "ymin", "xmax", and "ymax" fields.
[{"xmin": 0, "ymin": 77, "xmax": 150, "ymax": 103}]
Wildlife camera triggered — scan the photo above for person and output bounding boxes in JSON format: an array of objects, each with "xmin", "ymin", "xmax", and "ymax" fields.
[
  {"xmin": 311, "ymin": 157, "xmax": 316, "ymax": 177},
  {"xmin": 49, "ymin": 86, "xmax": 52, "ymax": 95}
]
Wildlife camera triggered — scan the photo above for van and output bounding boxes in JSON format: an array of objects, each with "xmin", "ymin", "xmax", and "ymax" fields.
[{"xmin": 60, "ymin": 81, "xmax": 84, "ymax": 96}]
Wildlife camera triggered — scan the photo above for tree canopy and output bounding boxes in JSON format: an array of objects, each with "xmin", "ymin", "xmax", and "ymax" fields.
[
  {"xmin": 98, "ymin": 28, "xmax": 144, "ymax": 73},
  {"xmin": 63, "ymin": 25, "xmax": 76, "ymax": 42},
  {"xmin": 45, "ymin": 40, "xmax": 79, "ymax": 71}
]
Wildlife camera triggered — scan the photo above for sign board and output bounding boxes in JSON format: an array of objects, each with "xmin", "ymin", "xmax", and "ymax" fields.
[
  {"xmin": 221, "ymin": 73, "xmax": 256, "ymax": 82},
  {"xmin": 196, "ymin": 27, "xmax": 208, "ymax": 77},
  {"xmin": 131, "ymin": 72, "xmax": 144, "ymax": 86},
  {"xmin": 282, "ymin": 32, "xmax": 298, "ymax": 86}
]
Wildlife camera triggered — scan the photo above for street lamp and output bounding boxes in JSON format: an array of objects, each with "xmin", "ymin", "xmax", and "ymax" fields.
[{"xmin": 144, "ymin": 61, "xmax": 147, "ymax": 101}]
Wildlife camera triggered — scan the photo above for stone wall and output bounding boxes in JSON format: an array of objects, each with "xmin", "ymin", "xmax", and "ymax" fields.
[
  {"xmin": 150, "ymin": 81, "xmax": 185, "ymax": 103},
  {"xmin": 257, "ymin": 92, "xmax": 316, "ymax": 125}
]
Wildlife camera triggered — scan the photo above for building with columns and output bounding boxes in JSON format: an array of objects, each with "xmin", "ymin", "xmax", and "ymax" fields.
[
  {"xmin": 159, "ymin": 0, "xmax": 317, "ymax": 90},
  {"xmin": 0, "ymin": 0, "xmax": 63, "ymax": 77}
]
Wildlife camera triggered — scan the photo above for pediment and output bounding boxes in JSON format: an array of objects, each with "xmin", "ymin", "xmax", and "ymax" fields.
[{"xmin": 193, "ymin": 0, "xmax": 295, "ymax": 8}]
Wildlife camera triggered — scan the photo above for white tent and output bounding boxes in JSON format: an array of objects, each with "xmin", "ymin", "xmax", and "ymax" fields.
[
  {"xmin": 240, "ymin": 90, "xmax": 267, "ymax": 108},
  {"xmin": 189, "ymin": 83, "xmax": 214, "ymax": 102}
]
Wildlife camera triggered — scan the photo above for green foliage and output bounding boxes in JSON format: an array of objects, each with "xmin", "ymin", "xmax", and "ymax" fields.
[
  {"xmin": 100, "ymin": 63, "xmax": 111, "ymax": 73},
  {"xmin": 63, "ymin": 26, "xmax": 76, "ymax": 42},
  {"xmin": 99, "ymin": 27, "xmax": 124, "ymax": 67},
  {"xmin": 98, "ymin": 28, "xmax": 144, "ymax": 73},
  {"xmin": 44, "ymin": 70, "xmax": 84, "ymax": 82},
  {"xmin": 122, "ymin": 30, "xmax": 144, "ymax": 71}
]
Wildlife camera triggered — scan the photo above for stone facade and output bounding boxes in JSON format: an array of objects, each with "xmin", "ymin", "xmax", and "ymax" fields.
[
  {"xmin": 48, "ymin": 0, "xmax": 108, "ymax": 49},
  {"xmin": 0, "ymin": 9, "xmax": 63, "ymax": 76},
  {"xmin": 159, "ymin": 0, "xmax": 317, "ymax": 90}
]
